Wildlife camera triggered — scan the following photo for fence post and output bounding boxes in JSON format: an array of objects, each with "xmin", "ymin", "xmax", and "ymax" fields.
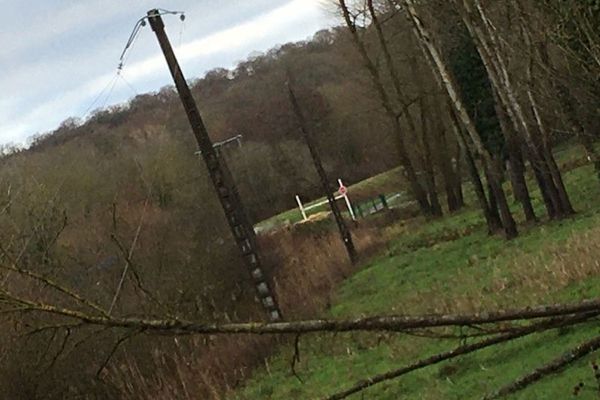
[
  {"xmin": 380, "ymin": 194, "xmax": 389, "ymax": 209},
  {"xmin": 295, "ymin": 195, "xmax": 308, "ymax": 221},
  {"xmin": 338, "ymin": 179, "xmax": 356, "ymax": 221}
]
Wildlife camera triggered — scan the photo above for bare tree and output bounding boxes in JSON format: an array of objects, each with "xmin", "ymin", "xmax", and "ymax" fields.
[
  {"xmin": 451, "ymin": 0, "xmax": 574, "ymax": 218},
  {"xmin": 397, "ymin": 0, "xmax": 518, "ymax": 238},
  {"xmin": 338, "ymin": 0, "xmax": 437, "ymax": 217}
]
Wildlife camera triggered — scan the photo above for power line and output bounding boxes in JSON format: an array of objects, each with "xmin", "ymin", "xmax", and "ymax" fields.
[
  {"xmin": 118, "ymin": 74, "xmax": 139, "ymax": 97},
  {"xmin": 83, "ymin": 9, "xmax": 186, "ymax": 119},
  {"xmin": 99, "ymin": 75, "xmax": 120, "ymax": 110},
  {"xmin": 118, "ymin": 9, "xmax": 186, "ymax": 72},
  {"xmin": 82, "ymin": 74, "xmax": 119, "ymax": 117}
]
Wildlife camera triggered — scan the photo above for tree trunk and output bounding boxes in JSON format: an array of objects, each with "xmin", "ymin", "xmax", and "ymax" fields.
[
  {"xmin": 339, "ymin": 0, "xmax": 432, "ymax": 216},
  {"xmin": 453, "ymin": 138, "xmax": 465, "ymax": 207},
  {"xmin": 466, "ymin": 0, "xmax": 562, "ymax": 217},
  {"xmin": 486, "ymin": 155, "xmax": 518, "ymax": 238},
  {"xmin": 433, "ymin": 99, "xmax": 462, "ymax": 212},
  {"xmin": 520, "ymin": 13, "xmax": 575, "ymax": 215},
  {"xmin": 419, "ymin": 98, "xmax": 443, "ymax": 216},
  {"xmin": 402, "ymin": 0, "xmax": 517, "ymax": 238},
  {"xmin": 486, "ymin": 180, "xmax": 501, "ymax": 230},
  {"xmin": 537, "ymin": 40, "xmax": 600, "ymax": 184},
  {"xmin": 438, "ymin": 129, "xmax": 462, "ymax": 212},
  {"xmin": 463, "ymin": 0, "xmax": 572, "ymax": 218},
  {"xmin": 447, "ymin": 99, "xmax": 501, "ymax": 233},
  {"xmin": 369, "ymin": 0, "xmax": 441, "ymax": 215},
  {"xmin": 505, "ymin": 139, "xmax": 537, "ymax": 223},
  {"xmin": 492, "ymin": 88, "xmax": 537, "ymax": 222}
]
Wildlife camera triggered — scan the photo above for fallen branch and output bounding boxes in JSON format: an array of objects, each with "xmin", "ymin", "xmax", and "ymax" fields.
[
  {"xmin": 0, "ymin": 263, "xmax": 109, "ymax": 317},
  {"xmin": 483, "ymin": 333, "xmax": 600, "ymax": 399},
  {"xmin": 325, "ymin": 313, "xmax": 599, "ymax": 400},
  {"xmin": 108, "ymin": 197, "xmax": 148, "ymax": 315},
  {"xmin": 2, "ymin": 293, "xmax": 600, "ymax": 336},
  {"xmin": 291, "ymin": 333, "xmax": 303, "ymax": 383},
  {"xmin": 96, "ymin": 328, "xmax": 144, "ymax": 377}
]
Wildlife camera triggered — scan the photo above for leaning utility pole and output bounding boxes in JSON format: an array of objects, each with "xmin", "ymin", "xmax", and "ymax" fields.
[
  {"xmin": 147, "ymin": 9, "xmax": 282, "ymax": 321},
  {"xmin": 286, "ymin": 76, "xmax": 358, "ymax": 264}
]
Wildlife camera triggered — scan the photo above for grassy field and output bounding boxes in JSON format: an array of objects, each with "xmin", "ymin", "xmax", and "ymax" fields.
[
  {"xmin": 254, "ymin": 167, "xmax": 408, "ymax": 231},
  {"xmin": 235, "ymin": 150, "xmax": 600, "ymax": 399}
]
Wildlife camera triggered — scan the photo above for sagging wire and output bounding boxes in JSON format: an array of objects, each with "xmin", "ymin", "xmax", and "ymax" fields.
[
  {"xmin": 118, "ymin": 9, "xmax": 186, "ymax": 73},
  {"xmin": 99, "ymin": 76, "xmax": 120, "ymax": 110},
  {"xmin": 118, "ymin": 74, "xmax": 139, "ymax": 98},
  {"xmin": 105, "ymin": 9, "xmax": 186, "ymax": 316},
  {"xmin": 76, "ymin": 10, "xmax": 187, "ymax": 126},
  {"xmin": 82, "ymin": 74, "xmax": 120, "ymax": 117}
]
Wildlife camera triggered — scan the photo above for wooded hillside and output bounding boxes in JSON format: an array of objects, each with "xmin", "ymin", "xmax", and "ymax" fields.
[{"xmin": 0, "ymin": 1, "xmax": 598, "ymax": 398}]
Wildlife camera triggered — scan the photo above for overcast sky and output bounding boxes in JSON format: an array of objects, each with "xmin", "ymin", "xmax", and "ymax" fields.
[{"xmin": 0, "ymin": 0, "xmax": 335, "ymax": 146}]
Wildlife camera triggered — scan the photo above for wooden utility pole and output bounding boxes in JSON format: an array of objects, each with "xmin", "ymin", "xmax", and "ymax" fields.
[
  {"xmin": 286, "ymin": 76, "xmax": 358, "ymax": 264},
  {"xmin": 147, "ymin": 9, "xmax": 282, "ymax": 321}
]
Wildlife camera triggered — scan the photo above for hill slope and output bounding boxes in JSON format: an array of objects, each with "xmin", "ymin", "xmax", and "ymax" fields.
[{"xmin": 234, "ymin": 159, "xmax": 600, "ymax": 399}]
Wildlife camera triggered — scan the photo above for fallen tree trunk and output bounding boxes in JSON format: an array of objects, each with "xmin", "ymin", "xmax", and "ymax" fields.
[
  {"xmin": 4, "ymin": 288, "xmax": 600, "ymax": 335},
  {"xmin": 326, "ymin": 312, "xmax": 598, "ymax": 400}
]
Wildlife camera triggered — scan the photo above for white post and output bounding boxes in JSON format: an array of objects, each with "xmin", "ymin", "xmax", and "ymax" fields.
[
  {"xmin": 338, "ymin": 179, "xmax": 356, "ymax": 221},
  {"xmin": 295, "ymin": 195, "xmax": 308, "ymax": 221},
  {"xmin": 344, "ymin": 193, "xmax": 356, "ymax": 221}
]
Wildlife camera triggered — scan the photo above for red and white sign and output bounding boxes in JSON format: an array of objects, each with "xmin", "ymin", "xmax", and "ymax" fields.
[{"xmin": 295, "ymin": 178, "xmax": 356, "ymax": 222}]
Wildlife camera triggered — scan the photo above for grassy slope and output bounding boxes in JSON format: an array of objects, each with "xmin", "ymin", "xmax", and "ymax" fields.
[
  {"xmin": 236, "ymin": 153, "xmax": 600, "ymax": 399},
  {"xmin": 254, "ymin": 167, "xmax": 406, "ymax": 230}
]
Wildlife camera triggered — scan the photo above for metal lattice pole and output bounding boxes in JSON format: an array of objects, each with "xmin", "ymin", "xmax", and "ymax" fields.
[{"xmin": 147, "ymin": 10, "xmax": 282, "ymax": 321}]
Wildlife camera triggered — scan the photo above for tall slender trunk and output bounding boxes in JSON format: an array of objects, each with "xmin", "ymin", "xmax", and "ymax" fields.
[
  {"xmin": 369, "ymin": 0, "xmax": 444, "ymax": 215},
  {"xmin": 452, "ymin": 0, "xmax": 557, "ymax": 217},
  {"xmin": 449, "ymin": 105, "xmax": 500, "ymax": 233},
  {"xmin": 486, "ymin": 180, "xmax": 501, "ymax": 229},
  {"xmin": 520, "ymin": 8, "xmax": 575, "ymax": 215},
  {"xmin": 438, "ymin": 128, "xmax": 462, "ymax": 212},
  {"xmin": 453, "ymin": 138, "xmax": 465, "ymax": 207},
  {"xmin": 505, "ymin": 138, "xmax": 537, "ymax": 222},
  {"xmin": 402, "ymin": 0, "xmax": 517, "ymax": 238},
  {"xmin": 434, "ymin": 100, "xmax": 462, "ymax": 212},
  {"xmin": 485, "ymin": 154, "xmax": 517, "ymax": 238},
  {"xmin": 419, "ymin": 98, "xmax": 443, "ymax": 216},
  {"xmin": 466, "ymin": 0, "xmax": 572, "ymax": 217},
  {"xmin": 492, "ymin": 88, "xmax": 537, "ymax": 222},
  {"xmin": 339, "ymin": 0, "xmax": 432, "ymax": 216},
  {"xmin": 538, "ymin": 41, "xmax": 600, "ymax": 183}
]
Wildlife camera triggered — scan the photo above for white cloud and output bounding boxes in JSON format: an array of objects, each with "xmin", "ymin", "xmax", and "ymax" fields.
[
  {"xmin": 0, "ymin": 2, "xmax": 123, "ymax": 60},
  {"xmin": 0, "ymin": 0, "xmax": 333, "ymax": 145},
  {"xmin": 121, "ymin": 0, "xmax": 325, "ymax": 84}
]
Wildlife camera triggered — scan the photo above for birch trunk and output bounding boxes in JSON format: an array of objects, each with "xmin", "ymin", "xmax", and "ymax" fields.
[
  {"xmin": 462, "ymin": 0, "xmax": 571, "ymax": 218},
  {"xmin": 401, "ymin": 0, "xmax": 517, "ymax": 238},
  {"xmin": 447, "ymin": 101, "xmax": 501, "ymax": 232},
  {"xmin": 491, "ymin": 87, "xmax": 537, "ymax": 222},
  {"xmin": 338, "ymin": 0, "xmax": 433, "ymax": 216}
]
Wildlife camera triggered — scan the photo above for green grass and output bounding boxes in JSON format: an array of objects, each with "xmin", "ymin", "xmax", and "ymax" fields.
[
  {"xmin": 255, "ymin": 139, "xmax": 596, "ymax": 232},
  {"xmin": 254, "ymin": 167, "xmax": 406, "ymax": 231},
  {"xmin": 236, "ymin": 152, "xmax": 600, "ymax": 399}
]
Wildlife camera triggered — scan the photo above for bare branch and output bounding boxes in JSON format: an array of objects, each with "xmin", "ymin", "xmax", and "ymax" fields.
[
  {"xmin": 96, "ymin": 329, "xmax": 144, "ymax": 377},
  {"xmin": 483, "ymin": 333, "xmax": 600, "ymax": 399},
  {"xmin": 290, "ymin": 333, "xmax": 303, "ymax": 383},
  {"xmin": 0, "ymin": 263, "xmax": 109, "ymax": 317},
  {"xmin": 326, "ymin": 313, "xmax": 599, "ymax": 399},
  {"xmin": 42, "ymin": 326, "xmax": 72, "ymax": 375},
  {"xmin": 108, "ymin": 198, "xmax": 149, "ymax": 315},
  {"xmin": 3, "ymin": 290, "xmax": 600, "ymax": 336}
]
